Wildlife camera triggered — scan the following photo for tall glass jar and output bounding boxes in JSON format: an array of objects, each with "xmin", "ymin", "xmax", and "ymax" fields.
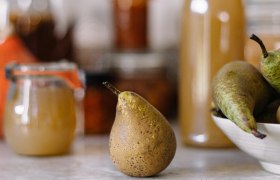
[
  {"xmin": 179, "ymin": 0, "xmax": 245, "ymax": 147},
  {"xmin": 4, "ymin": 62, "xmax": 83, "ymax": 155}
]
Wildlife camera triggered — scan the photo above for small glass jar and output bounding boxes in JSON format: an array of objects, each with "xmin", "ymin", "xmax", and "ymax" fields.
[
  {"xmin": 84, "ymin": 72, "xmax": 117, "ymax": 134},
  {"xmin": 4, "ymin": 62, "xmax": 83, "ymax": 156},
  {"xmin": 110, "ymin": 52, "xmax": 176, "ymax": 117}
]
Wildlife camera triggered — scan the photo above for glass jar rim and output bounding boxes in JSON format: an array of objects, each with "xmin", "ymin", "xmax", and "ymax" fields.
[
  {"xmin": 10, "ymin": 61, "xmax": 77, "ymax": 72},
  {"xmin": 5, "ymin": 61, "xmax": 83, "ymax": 89}
]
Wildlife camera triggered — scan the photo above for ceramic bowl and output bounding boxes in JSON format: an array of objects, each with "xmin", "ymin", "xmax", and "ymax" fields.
[{"xmin": 212, "ymin": 114, "xmax": 280, "ymax": 175}]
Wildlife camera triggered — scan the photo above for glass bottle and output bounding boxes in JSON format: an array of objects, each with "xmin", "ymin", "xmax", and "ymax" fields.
[
  {"xmin": 4, "ymin": 62, "xmax": 83, "ymax": 155},
  {"xmin": 179, "ymin": 0, "xmax": 245, "ymax": 147}
]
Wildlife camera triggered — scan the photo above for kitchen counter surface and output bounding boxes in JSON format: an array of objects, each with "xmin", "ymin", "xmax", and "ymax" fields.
[{"xmin": 0, "ymin": 124, "xmax": 279, "ymax": 180}]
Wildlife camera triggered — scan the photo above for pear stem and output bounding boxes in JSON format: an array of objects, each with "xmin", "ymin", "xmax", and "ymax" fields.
[
  {"xmin": 103, "ymin": 81, "xmax": 121, "ymax": 95},
  {"xmin": 250, "ymin": 34, "xmax": 268, "ymax": 58},
  {"xmin": 252, "ymin": 129, "xmax": 266, "ymax": 139}
]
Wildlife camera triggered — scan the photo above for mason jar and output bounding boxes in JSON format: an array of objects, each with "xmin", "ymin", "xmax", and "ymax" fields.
[{"xmin": 4, "ymin": 62, "xmax": 83, "ymax": 156}]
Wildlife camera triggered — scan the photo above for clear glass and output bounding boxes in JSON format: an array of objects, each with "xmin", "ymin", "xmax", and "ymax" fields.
[
  {"xmin": 4, "ymin": 62, "xmax": 83, "ymax": 155},
  {"xmin": 179, "ymin": 0, "xmax": 245, "ymax": 147},
  {"xmin": 0, "ymin": 0, "xmax": 36, "ymax": 139}
]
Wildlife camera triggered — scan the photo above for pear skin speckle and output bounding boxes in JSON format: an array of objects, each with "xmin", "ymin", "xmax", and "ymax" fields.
[
  {"xmin": 250, "ymin": 34, "xmax": 280, "ymax": 93},
  {"xmin": 260, "ymin": 51, "xmax": 280, "ymax": 93}
]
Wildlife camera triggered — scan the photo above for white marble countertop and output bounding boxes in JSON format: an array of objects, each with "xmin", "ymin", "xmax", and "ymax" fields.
[{"xmin": 1, "ymin": 125, "xmax": 280, "ymax": 180}]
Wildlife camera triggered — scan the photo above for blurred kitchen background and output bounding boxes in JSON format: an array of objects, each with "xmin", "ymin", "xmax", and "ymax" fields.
[{"xmin": 1, "ymin": 0, "xmax": 280, "ymax": 135}]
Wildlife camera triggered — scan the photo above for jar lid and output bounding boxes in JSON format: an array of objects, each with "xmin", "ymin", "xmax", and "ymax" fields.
[
  {"xmin": 9, "ymin": 61, "xmax": 77, "ymax": 72},
  {"xmin": 110, "ymin": 52, "xmax": 167, "ymax": 73},
  {"xmin": 5, "ymin": 61, "xmax": 83, "ymax": 89}
]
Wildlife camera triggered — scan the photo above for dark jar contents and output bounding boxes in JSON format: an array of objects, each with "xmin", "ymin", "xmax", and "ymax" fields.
[
  {"xmin": 113, "ymin": 0, "xmax": 148, "ymax": 50},
  {"xmin": 111, "ymin": 52, "xmax": 176, "ymax": 118},
  {"xmin": 10, "ymin": 14, "xmax": 73, "ymax": 62},
  {"xmin": 84, "ymin": 73, "xmax": 117, "ymax": 134},
  {"xmin": 9, "ymin": 0, "xmax": 74, "ymax": 62}
]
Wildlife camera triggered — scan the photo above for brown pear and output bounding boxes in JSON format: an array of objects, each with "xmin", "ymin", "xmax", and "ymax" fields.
[{"xmin": 103, "ymin": 82, "xmax": 176, "ymax": 177}]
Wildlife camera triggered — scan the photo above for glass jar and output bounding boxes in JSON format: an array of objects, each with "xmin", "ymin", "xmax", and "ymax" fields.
[
  {"xmin": 8, "ymin": 0, "xmax": 73, "ymax": 62},
  {"xmin": 179, "ymin": 0, "xmax": 245, "ymax": 147},
  {"xmin": 111, "ymin": 52, "xmax": 176, "ymax": 118},
  {"xmin": 84, "ymin": 72, "xmax": 117, "ymax": 134},
  {"xmin": 245, "ymin": 0, "xmax": 280, "ymax": 69},
  {"xmin": 4, "ymin": 62, "xmax": 83, "ymax": 156},
  {"xmin": 113, "ymin": 0, "xmax": 148, "ymax": 50},
  {"xmin": 0, "ymin": 0, "xmax": 36, "ymax": 138}
]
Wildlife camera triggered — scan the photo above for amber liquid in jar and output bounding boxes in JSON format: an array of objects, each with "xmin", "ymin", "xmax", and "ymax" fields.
[
  {"xmin": 84, "ymin": 73, "xmax": 117, "ymax": 134},
  {"xmin": 4, "ymin": 77, "xmax": 76, "ymax": 155},
  {"xmin": 113, "ymin": 0, "xmax": 148, "ymax": 50},
  {"xmin": 179, "ymin": 0, "xmax": 245, "ymax": 147}
]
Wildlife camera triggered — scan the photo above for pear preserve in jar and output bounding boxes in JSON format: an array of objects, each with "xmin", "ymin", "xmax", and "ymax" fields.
[{"xmin": 4, "ymin": 62, "xmax": 83, "ymax": 156}]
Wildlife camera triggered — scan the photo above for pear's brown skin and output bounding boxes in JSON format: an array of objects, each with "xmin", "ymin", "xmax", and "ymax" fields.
[
  {"xmin": 212, "ymin": 61, "xmax": 275, "ymax": 139},
  {"xmin": 109, "ymin": 91, "xmax": 176, "ymax": 177}
]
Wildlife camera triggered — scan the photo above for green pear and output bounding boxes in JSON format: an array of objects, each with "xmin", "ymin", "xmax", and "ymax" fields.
[
  {"xmin": 212, "ymin": 61, "xmax": 275, "ymax": 139},
  {"xmin": 250, "ymin": 34, "xmax": 280, "ymax": 93},
  {"xmin": 103, "ymin": 82, "xmax": 176, "ymax": 177}
]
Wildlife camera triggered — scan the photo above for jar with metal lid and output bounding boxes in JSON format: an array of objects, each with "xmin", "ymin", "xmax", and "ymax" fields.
[
  {"xmin": 4, "ymin": 62, "xmax": 83, "ymax": 156},
  {"xmin": 110, "ymin": 52, "xmax": 176, "ymax": 118},
  {"xmin": 84, "ymin": 72, "xmax": 117, "ymax": 134}
]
